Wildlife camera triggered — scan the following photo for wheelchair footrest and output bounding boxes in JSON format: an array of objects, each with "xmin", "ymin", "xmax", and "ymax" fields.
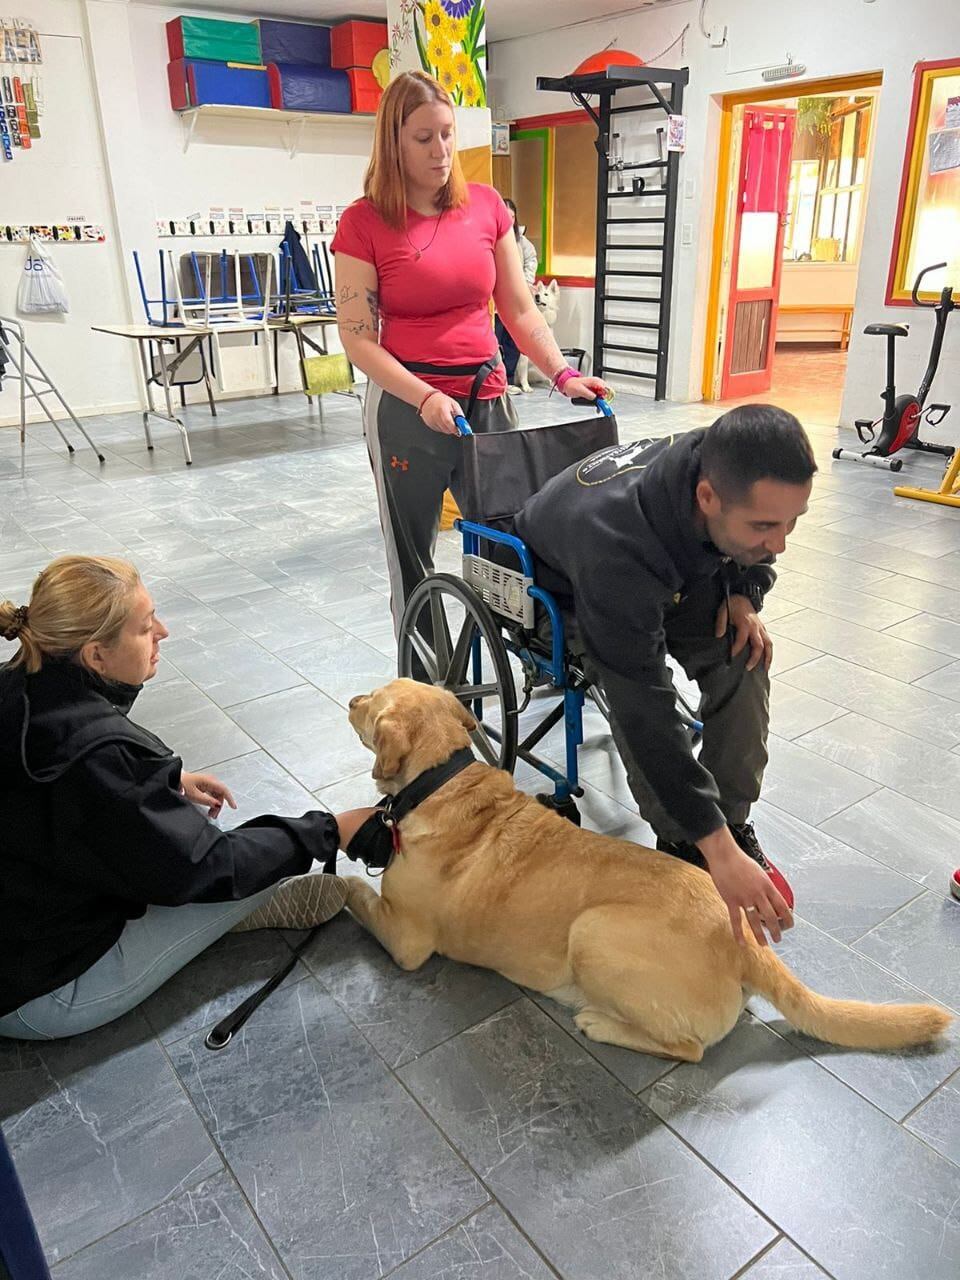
[{"xmin": 463, "ymin": 554, "xmax": 534, "ymax": 627}]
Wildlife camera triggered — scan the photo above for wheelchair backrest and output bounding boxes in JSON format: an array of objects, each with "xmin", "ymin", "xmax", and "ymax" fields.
[{"xmin": 457, "ymin": 414, "xmax": 620, "ymax": 527}]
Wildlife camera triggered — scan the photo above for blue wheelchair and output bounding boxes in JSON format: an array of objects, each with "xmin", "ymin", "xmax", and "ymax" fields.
[{"xmin": 397, "ymin": 400, "xmax": 703, "ymax": 825}]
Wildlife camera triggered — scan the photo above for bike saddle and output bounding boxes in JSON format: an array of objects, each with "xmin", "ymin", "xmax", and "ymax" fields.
[{"xmin": 864, "ymin": 323, "xmax": 909, "ymax": 337}]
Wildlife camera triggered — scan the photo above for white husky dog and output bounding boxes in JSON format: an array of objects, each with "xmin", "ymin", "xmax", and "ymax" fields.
[{"xmin": 515, "ymin": 279, "xmax": 560, "ymax": 392}]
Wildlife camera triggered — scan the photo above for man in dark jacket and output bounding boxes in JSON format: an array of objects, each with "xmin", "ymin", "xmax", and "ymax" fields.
[{"xmin": 515, "ymin": 404, "xmax": 816, "ymax": 947}]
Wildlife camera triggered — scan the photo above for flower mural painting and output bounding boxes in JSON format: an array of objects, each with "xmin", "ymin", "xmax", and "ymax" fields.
[{"xmin": 414, "ymin": 0, "xmax": 486, "ymax": 107}]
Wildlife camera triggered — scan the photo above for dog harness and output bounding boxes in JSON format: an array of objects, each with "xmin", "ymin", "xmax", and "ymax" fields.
[
  {"xmin": 204, "ymin": 747, "xmax": 476, "ymax": 1051},
  {"xmin": 344, "ymin": 746, "xmax": 477, "ymax": 872}
]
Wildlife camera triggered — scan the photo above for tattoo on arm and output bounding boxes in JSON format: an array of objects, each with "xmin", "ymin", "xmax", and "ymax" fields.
[
  {"xmin": 366, "ymin": 288, "xmax": 380, "ymax": 331},
  {"xmin": 337, "ymin": 285, "xmax": 359, "ymax": 306},
  {"xmin": 340, "ymin": 317, "xmax": 372, "ymax": 336}
]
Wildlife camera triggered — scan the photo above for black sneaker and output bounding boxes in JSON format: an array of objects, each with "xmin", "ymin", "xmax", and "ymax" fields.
[
  {"xmin": 655, "ymin": 836, "xmax": 707, "ymax": 870},
  {"xmin": 729, "ymin": 821, "xmax": 795, "ymax": 910}
]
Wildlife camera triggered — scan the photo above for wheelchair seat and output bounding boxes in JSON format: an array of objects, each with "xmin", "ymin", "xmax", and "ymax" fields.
[{"xmin": 864, "ymin": 322, "xmax": 909, "ymax": 338}]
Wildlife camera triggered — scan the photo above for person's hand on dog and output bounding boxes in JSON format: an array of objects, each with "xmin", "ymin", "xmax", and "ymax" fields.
[
  {"xmin": 181, "ymin": 771, "xmax": 237, "ymax": 819},
  {"xmin": 715, "ymin": 594, "xmax": 773, "ymax": 671},
  {"xmin": 699, "ymin": 827, "xmax": 793, "ymax": 947},
  {"xmin": 420, "ymin": 392, "xmax": 467, "ymax": 435},
  {"xmin": 560, "ymin": 375, "xmax": 609, "ymax": 403}
]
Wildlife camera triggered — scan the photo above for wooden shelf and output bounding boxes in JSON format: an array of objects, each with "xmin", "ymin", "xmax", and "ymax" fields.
[{"xmin": 178, "ymin": 104, "xmax": 375, "ymax": 157}]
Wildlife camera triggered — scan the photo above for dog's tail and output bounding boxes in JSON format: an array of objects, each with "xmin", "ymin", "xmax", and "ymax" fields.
[{"xmin": 742, "ymin": 944, "xmax": 951, "ymax": 1050}]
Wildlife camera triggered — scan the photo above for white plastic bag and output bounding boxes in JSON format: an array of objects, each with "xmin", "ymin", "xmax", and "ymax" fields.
[{"xmin": 17, "ymin": 236, "xmax": 69, "ymax": 315}]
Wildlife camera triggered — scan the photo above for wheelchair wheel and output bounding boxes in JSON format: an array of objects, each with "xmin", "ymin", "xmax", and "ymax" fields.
[{"xmin": 398, "ymin": 573, "xmax": 519, "ymax": 771}]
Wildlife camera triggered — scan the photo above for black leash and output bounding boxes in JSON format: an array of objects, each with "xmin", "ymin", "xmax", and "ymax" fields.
[
  {"xmin": 204, "ymin": 847, "xmax": 338, "ymax": 1052},
  {"xmin": 204, "ymin": 749, "xmax": 477, "ymax": 1050}
]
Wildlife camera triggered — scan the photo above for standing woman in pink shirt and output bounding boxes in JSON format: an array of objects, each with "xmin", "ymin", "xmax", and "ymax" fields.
[{"xmin": 332, "ymin": 71, "xmax": 606, "ymax": 633}]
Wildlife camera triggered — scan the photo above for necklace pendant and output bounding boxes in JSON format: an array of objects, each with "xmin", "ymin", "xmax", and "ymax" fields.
[{"xmin": 414, "ymin": 249, "xmax": 421, "ymax": 261}]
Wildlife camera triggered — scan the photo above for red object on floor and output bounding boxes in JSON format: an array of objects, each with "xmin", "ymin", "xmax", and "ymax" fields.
[
  {"xmin": 331, "ymin": 20, "xmax": 388, "ymax": 70},
  {"xmin": 346, "ymin": 66, "xmax": 383, "ymax": 113},
  {"xmin": 573, "ymin": 49, "xmax": 645, "ymax": 76},
  {"xmin": 952, "ymin": 869, "xmax": 960, "ymax": 901}
]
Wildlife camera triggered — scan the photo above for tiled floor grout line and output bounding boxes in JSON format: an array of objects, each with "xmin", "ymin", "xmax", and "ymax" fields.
[
  {"xmin": 375, "ymin": 1203, "xmax": 505, "ymax": 1280},
  {"xmin": 728, "ymin": 1233, "xmax": 837, "ymax": 1280},
  {"xmin": 152, "ymin": 1032, "xmax": 300, "ymax": 1280},
  {"xmin": 41, "ymin": 1028, "xmax": 297, "ymax": 1280},
  {"xmin": 364, "ymin": 998, "xmax": 567, "ymax": 1280},
  {"xmin": 898, "ymin": 1061, "xmax": 960, "ymax": 1132}
]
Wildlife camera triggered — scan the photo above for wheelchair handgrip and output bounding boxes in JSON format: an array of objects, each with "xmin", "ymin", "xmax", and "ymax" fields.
[
  {"xmin": 570, "ymin": 396, "xmax": 614, "ymax": 417},
  {"xmin": 454, "ymin": 416, "xmax": 472, "ymax": 436}
]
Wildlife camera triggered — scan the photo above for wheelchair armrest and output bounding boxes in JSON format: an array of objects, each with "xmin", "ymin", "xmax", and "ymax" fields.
[{"xmin": 456, "ymin": 519, "xmax": 536, "ymax": 578}]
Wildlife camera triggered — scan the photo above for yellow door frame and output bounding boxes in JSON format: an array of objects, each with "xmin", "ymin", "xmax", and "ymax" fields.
[{"xmin": 701, "ymin": 71, "xmax": 884, "ymax": 401}]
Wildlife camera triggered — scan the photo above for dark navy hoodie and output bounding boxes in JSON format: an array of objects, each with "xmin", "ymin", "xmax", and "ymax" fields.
[{"xmin": 515, "ymin": 428, "xmax": 775, "ymax": 842}]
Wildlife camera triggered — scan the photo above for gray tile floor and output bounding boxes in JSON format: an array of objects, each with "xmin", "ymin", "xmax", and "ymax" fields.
[{"xmin": 2, "ymin": 387, "xmax": 960, "ymax": 1279}]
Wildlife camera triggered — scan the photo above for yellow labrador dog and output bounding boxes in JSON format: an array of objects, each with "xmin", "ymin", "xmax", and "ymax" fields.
[{"xmin": 345, "ymin": 679, "xmax": 950, "ymax": 1062}]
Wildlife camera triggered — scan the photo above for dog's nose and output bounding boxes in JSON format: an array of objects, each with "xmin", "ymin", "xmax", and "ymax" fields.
[{"xmin": 349, "ymin": 695, "xmax": 364, "ymax": 710}]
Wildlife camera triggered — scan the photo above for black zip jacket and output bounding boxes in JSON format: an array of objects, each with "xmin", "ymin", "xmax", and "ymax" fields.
[
  {"xmin": 0, "ymin": 659, "xmax": 338, "ymax": 1017},
  {"xmin": 514, "ymin": 428, "xmax": 775, "ymax": 842}
]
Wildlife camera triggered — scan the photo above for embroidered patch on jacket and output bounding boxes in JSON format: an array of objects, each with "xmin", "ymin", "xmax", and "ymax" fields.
[{"xmin": 576, "ymin": 436, "xmax": 672, "ymax": 485}]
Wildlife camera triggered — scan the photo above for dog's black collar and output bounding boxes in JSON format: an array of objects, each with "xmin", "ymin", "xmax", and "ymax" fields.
[
  {"xmin": 383, "ymin": 746, "xmax": 476, "ymax": 824},
  {"xmin": 344, "ymin": 747, "xmax": 476, "ymax": 871}
]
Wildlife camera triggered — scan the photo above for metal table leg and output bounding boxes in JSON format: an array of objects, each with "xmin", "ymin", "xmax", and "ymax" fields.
[
  {"xmin": 201, "ymin": 337, "xmax": 217, "ymax": 417},
  {"xmin": 154, "ymin": 340, "xmax": 193, "ymax": 464},
  {"xmin": 136, "ymin": 339, "xmax": 157, "ymax": 450}
]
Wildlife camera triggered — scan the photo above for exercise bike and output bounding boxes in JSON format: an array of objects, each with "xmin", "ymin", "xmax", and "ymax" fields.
[{"xmin": 833, "ymin": 262, "xmax": 955, "ymax": 472}]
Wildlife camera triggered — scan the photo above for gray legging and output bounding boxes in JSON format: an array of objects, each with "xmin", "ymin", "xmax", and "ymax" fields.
[
  {"xmin": 364, "ymin": 381, "xmax": 518, "ymax": 635},
  {"xmin": 0, "ymin": 886, "xmax": 274, "ymax": 1041}
]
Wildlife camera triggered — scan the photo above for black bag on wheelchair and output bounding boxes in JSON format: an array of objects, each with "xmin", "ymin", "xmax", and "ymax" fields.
[{"xmin": 456, "ymin": 413, "xmax": 620, "ymax": 530}]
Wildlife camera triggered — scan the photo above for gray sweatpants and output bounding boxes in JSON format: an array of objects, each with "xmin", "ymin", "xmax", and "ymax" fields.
[
  {"xmin": 364, "ymin": 382, "xmax": 518, "ymax": 634},
  {"xmin": 575, "ymin": 576, "xmax": 770, "ymax": 843}
]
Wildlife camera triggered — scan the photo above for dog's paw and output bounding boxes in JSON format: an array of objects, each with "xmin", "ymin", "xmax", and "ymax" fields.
[
  {"xmin": 574, "ymin": 1009, "xmax": 608, "ymax": 1040},
  {"xmin": 344, "ymin": 876, "xmax": 376, "ymax": 909}
]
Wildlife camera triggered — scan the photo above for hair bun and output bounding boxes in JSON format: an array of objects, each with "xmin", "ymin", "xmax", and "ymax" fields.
[{"xmin": 2, "ymin": 604, "xmax": 29, "ymax": 642}]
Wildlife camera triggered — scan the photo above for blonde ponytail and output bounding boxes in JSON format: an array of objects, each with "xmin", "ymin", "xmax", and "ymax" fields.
[{"xmin": 1, "ymin": 556, "xmax": 141, "ymax": 675}]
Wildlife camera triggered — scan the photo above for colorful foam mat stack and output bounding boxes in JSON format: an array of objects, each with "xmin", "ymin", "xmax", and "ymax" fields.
[{"xmin": 166, "ymin": 15, "xmax": 388, "ymax": 117}]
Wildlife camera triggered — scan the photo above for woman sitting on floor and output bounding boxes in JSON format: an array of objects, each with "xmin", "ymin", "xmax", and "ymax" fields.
[{"xmin": 0, "ymin": 555, "xmax": 376, "ymax": 1041}]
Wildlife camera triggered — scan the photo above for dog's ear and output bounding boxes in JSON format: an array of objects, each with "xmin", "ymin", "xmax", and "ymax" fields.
[
  {"xmin": 547, "ymin": 279, "xmax": 560, "ymax": 298},
  {"xmin": 372, "ymin": 711, "xmax": 410, "ymax": 781},
  {"xmin": 450, "ymin": 694, "xmax": 477, "ymax": 733}
]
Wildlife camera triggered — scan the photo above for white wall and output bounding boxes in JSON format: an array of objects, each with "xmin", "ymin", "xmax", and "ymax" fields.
[
  {"xmin": 490, "ymin": 0, "xmax": 960, "ymax": 435},
  {"xmin": 0, "ymin": 0, "xmax": 140, "ymax": 424},
  {"xmin": 3, "ymin": 0, "xmax": 375, "ymax": 423}
]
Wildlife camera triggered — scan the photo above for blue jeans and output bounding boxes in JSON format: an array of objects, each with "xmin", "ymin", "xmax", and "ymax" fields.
[{"xmin": 0, "ymin": 886, "xmax": 275, "ymax": 1041}]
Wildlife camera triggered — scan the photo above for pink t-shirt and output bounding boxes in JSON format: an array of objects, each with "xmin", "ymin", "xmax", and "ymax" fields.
[{"xmin": 331, "ymin": 183, "xmax": 513, "ymax": 400}]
